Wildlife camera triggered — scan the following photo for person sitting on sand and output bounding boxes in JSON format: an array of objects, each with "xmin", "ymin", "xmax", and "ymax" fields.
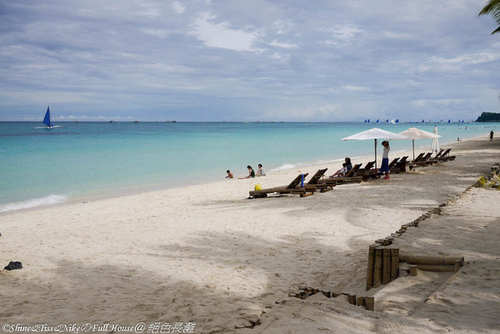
[
  {"xmin": 226, "ymin": 170, "xmax": 234, "ymax": 178},
  {"xmin": 238, "ymin": 165, "xmax": 255, "ymax": 179},
  {"xmin": 256, "ymin": 164, "xmax": 266, "ymax": 177}
]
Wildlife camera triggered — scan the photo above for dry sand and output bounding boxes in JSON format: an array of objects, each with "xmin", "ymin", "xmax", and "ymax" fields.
[{"xmin": 0, "ymin": 136, "xmax": 499, "ymax": 333}]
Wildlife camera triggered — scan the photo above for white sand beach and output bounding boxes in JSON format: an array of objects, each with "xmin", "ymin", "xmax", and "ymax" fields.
[{"xmin": 1, "ymin": 136, "xmax": 499, "ymax": 333}]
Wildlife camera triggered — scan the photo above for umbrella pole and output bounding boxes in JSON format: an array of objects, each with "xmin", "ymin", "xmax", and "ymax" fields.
[
  {"xmin": 374, "ymin": 139, "xmax": 378, "ymax": 171},
  {"xmin": 412, "ymin": 140, "xmax": 415, "ymax": 163}
]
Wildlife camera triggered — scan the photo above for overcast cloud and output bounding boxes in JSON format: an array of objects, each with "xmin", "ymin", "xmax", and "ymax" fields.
[{"xmin": 0, "ymin": 0, "xmax": 499, "ymax": 122}]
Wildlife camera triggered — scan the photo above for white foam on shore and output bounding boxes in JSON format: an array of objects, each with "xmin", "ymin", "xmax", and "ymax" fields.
[
  {"xmin": 0, "ymin": 194, "xmax": 68, "ymax": 212},
  {"xmin": 270, "ymin": 164, "xmax": 296, "ymax": 172}
]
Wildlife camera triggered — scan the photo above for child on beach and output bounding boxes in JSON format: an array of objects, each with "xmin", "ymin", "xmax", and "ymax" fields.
[
  {"xmin": 490, "ymin": 130, "xmax": 494, "ymax": 141},
  {"xmin": 226, "ymin": 170, "xmax": 234, "ymax": 178},
  {"xmin": 330, "ymin": 157, "xmax": 352, "ymax": 177},
  {"xmin": 239, "ymin": 166, "xmax": 255, "ymax": 179},
  {"xmin": 256, "ymin": 164, "xmax": 266, "ymax": 177},
  {"xmin": 381, "ymin": 141, "xmax": 390, "ymax": 180},
  {"xmin": 331, "ymin": 163, "xmax": 348, "ymax": 177}
]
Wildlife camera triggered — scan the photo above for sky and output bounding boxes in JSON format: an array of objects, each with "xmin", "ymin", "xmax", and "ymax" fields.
[{"xmin": 0, "ymin": 0, "xmax": 499, "ymax": 122}]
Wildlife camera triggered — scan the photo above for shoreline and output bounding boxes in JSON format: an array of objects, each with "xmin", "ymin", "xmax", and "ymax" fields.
[{"xmin": 0, "ymin": 133, "xmax": 485, "ymax": 215}]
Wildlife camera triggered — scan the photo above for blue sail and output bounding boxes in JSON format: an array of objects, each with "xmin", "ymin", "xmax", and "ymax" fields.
[{"xmin": 43, "ymin": 107, "xmax": 53, "ymax": 128}]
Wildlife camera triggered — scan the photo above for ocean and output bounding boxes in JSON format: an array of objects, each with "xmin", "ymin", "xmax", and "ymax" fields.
[{"xmin": 0, "ymin": 121, "xmax": 496, "ymax": 212}]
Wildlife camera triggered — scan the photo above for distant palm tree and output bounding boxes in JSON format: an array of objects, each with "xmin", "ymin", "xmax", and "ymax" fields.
[{"xmin": 479, "ymin": 0, "xmax": 500, "ymax": 34}]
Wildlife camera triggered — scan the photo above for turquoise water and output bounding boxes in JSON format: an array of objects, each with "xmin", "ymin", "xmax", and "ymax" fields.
[{"xmin": 0, "ymin": 121, "xmax": 496, "ymax": 212}]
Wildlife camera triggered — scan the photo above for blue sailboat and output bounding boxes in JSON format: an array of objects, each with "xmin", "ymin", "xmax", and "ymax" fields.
[{"xmin": 43, "ymin": 107, "xmax": 53, "ymax": 128}]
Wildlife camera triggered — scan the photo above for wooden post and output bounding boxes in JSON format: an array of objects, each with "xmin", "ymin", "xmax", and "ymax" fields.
[
  {"xmin": 400, "ymin": 255, "xmax": 464, "ymax": 266},
  {"xmin": 417, "ymin": 264, "xmax": 455, "ymax": 272},
  {"xmin": 373, "ymin": 247, "xmax": 383, "ymax": 288},
  {"xmin": 365, "ymin": 296, "xmax": 375, "ymax": 311},
  {"xmin": 357, "ymin": 297, "xmax": 366, "ymax": 307},
  {"xmin": 410, "ymin": 265, "xmax": 418, "ymax": 276},
  {"xmin": 383, "ymin": 248, "xmax": 391, "ymax": 284},
  {"xmin": 454, "ymin": 260, "xmax": 461, "ymax": 272},
  {"xmin": 348, "ymin": 294, "xmax": 357, "ymax": 305},
  {"xmin": 366, "ymin": 245, "xmax": 376, "ymax": 290},
  {"xmin": 391, "ymin": 248, "xmax": 399, "ymax": 281}
]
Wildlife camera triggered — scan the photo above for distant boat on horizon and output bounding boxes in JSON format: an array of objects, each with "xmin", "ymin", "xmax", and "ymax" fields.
[{"xmin": 42, "ymin": 106, "xmax": 53, "ymax": 129}]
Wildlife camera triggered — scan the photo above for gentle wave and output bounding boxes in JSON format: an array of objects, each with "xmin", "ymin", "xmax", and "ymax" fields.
[
  {"xmin": 0, "ymin": 194, "xmax": 68, "ymax": 212},
  {"xmin": 270, "ymin": 164, "xmax": 296, "ymax": 172},
  {"xmin": 33, "ymin": 125, "xmax": 63, "ymax": 129}
]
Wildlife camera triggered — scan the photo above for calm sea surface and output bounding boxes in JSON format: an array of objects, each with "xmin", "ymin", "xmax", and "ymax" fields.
[{"xmin": 0, "ymin": 121, "xmax": 496, "ymax": 212}]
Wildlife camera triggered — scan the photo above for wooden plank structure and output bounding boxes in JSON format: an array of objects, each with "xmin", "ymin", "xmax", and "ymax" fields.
[
  {"xmin": 400, "ymin": 254, "xmax": 464, "ymax": 272},
  {"xmin": 289, "ymin": 286, "xmax": 375, "ymax": 311},
  {"xmin": 367, "ymin": 246, "xmax": 400, "ymax": 290}
]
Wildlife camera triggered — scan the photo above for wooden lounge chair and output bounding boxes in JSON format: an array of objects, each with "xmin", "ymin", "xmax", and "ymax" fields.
[
  {"xmin": 321, "ymin": 164, "xmax": 363, "ymax": 185},
  {"xmin": 302, "ymin": 168, "xmax": 334, "ymax": 193},
  {"xmin": 413, "ymin": 152, "xmax": 426, "ymax": 162},
  {"xmin": 356, "ymin": 161, "xmax": 378, "ymax": 180},
  {"xmin": 379, "ymin": 157, "xmax": 400, "ymax": 176},
  {"xmin": 438, "ymin": 148, "xmax": 456, "ymax": 162},
  {"xmin": 425, "ymin": 149, "xmax": 445, "ymax": 164},
  {"xmin": 391, "ymin": 156, "xmax": 409, "ymax": 173},
  {"xmin": 433, "ymin": 149, "xmax": 445, "ymax": 159},
  {"xmin": 413, "ymin": 152, "xmax": 434, "ymax": 167},
  {"xmin": 249, "ymin": 173, "xmax": 312, "ymax": 198},
  {"xmin": 388, "ymin": 157, "xmax": 400, "ymax": 170}
]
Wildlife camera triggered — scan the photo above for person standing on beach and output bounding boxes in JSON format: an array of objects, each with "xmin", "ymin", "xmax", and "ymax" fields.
[
  {"xmin": 490, "ymin": 130, "xmax": 494, "ymax": 141},
  {"xmin": 239, "ymin": 165, "xmax": 255, "ymax": 179},
  {"xmin": 256, "ymin": 164, "xmax": 266, "ymax": 177},
  {"xmin": 381, "ymin": 141, "xmax": 390, "ymax": 180}
]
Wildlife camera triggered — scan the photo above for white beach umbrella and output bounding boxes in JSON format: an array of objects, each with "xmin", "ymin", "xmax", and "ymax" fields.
[
  {"xmin": 430, "ymin": 126, "xmax": 440, "ymax": 154},
  {"xmin": 342, "ymin": 128, "xmax": 409, "ymax": 170},
  {"xmin": 398, "ymin": 127, "xmax": 441, "ymax": 162}
]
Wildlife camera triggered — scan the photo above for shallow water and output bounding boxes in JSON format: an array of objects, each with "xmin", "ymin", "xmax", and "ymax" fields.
[{"xmin": 0, "ymin": 121, "xmax": 496, "ymax": 211}]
